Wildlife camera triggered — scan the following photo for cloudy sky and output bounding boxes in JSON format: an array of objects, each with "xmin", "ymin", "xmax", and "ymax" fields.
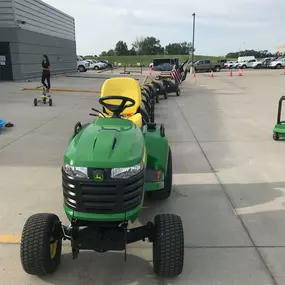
[{"xmin": 43, "ymin": 0, "xmax": 283, "ymax": 56}]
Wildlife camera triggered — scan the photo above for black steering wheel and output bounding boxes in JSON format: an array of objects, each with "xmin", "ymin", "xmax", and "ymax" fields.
[{"xmin": 99, "ymin": 96, "xmax": 136, "ymax": 118}]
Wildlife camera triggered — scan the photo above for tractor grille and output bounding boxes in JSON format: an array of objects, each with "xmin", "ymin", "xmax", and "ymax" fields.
[{"xmin": 62, "ymin": 168, "xmax": 144, "ymax": 214}]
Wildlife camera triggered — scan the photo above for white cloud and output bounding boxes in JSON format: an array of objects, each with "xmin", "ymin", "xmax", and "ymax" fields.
[{"xmin": 43, "ymin": 0, "xmax": 284, "ymax": 56}]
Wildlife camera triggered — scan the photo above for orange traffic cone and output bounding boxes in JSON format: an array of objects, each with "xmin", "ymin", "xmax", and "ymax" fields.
[
  {"xmin": 230, "ymin": 69, "xmax": 233, "ymax": 77},
  {"xmin": 193, "ymin": 72, "xmax": 197, "ymax": 78},
  {"xmin": 283, "ymin": 69, "xmax": 285, "ymax": 75},
  {"xmin": 210, "ymin": 71, "xmax": 214, "ymax": 78},
  {"xmin": 238, "ymin": 69, "xmax": 243, "ymax": 76},
  {"xmin": 148, "ymin": 68, "xmax": 152, "ymax": 76}
]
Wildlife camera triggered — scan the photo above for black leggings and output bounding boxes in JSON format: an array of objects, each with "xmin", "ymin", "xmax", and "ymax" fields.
[{"xmin": 41, "ymin": 71, "xmax": 51, "ymax": 90}]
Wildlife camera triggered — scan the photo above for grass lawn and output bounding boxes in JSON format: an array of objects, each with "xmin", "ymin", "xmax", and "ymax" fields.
[{"xmin": 85, "ymin": 54, "xmax": 234, "ymax": 66}]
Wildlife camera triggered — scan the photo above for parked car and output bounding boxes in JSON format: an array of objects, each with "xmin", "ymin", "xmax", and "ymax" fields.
[
  {"xmin": 77, "ymin": 56, "xmax": 89, "ymax": 72},
  {"xmin": 224, "ymin": 61, "xmax": 238, "ymax": 69},
  {"xmin": 85, "ymin": 60, "xmax": 97, "ymax": 70},
  {"xmin": 237, "ymin": 56, "xmax": 256, "ymax": 62},
  {"xmin": 153, "ymin": 63, "xmax": 174, "ymax": 71},
  {"xmin": 269, "ymin": 58, "xmax": 285, "ymax": 69},
  {"xmin": 194, "ymin": 59, "xmax": 224, "ymax": 72},
  {"xmin": 237, "ymin": 59, "xmax": 257, "ymax": 69},
  {"xmin": 251, "ymin": 57, "xmax": 274, "ymax": 69},
  {"xmin": 90, "ymin": 60, "xmax": 107, "ymax": 70},
  {"xmin": 99, "ymin": 60, "xmax": 113, "ymax": 68}
]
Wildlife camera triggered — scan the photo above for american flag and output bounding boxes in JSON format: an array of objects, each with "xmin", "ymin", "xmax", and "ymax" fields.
[{"xmin": 170, "ymin": 65, "xmax": 182, "ymax": 83}]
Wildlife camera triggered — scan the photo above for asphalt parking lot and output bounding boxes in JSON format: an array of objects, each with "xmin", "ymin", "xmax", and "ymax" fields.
[{"xmin": 1, "ymin": 68, "xmax": 285, "ymax": 284}]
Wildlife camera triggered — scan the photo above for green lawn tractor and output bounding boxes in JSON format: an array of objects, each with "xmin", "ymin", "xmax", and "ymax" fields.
[
  {"xmin": 20, "ymin": 77, "xmax": 184, "ymax": 278},
  {"xmin": 273, "ymin": 96, "xmax": 285, "ymax": 141}
]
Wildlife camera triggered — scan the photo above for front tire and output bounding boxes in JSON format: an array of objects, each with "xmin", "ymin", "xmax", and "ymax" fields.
[
  {"xmin": 78, "ymin": 65, "xmax": 85, "ymax": 72},
  {"xmin": 153, "ymin": 214, "xmax": 184, "ymax": 277},
  {"xmin": 20, "ymin": 213, "xmax": 62, "ymax": 276},
  {"xmin": 273, "ymin": 132, "xmax": 279, "ymax": 141},
  {"xmin": 34, "ymin": 98, "xmax": 38, "ymax": 106},
  {"xmin": 149, "ymin": 147, "xmax": 172, "ymax": 200},
  {"xmin": 276, "ymin": 64, "xmax": 282, "ymax": 69}
]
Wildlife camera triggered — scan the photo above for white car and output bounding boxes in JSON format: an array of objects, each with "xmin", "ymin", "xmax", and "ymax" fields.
[
  {"xmin": 225, "ymin": 61, "xmax": 240, "ymax": 69},
  {"xmin": 77, "ymin": 56, "xmax": 90, "ymax": 72},
  {"xmin": 269, "ymin": 58, "xmax": 285, "ymax": 69},
  {"xmin": 251, "ymin": 57, "xmax": 274, "ymax": 69},
  {"xmin": 92, "ymin": 60, "xmax": 107, "ymax": 70},
  {"xmin": 85, "ymin": 60, "xmax": 107, "ymax": 70},
  {"xmin": 237, "ymin": 59, "xmax": 257, "ymax": 69}
]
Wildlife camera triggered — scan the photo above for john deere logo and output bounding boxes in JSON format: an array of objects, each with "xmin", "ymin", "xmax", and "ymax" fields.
[{"xmin": 93, "ymin": 171, "xmax": 104, "ymax": 182}]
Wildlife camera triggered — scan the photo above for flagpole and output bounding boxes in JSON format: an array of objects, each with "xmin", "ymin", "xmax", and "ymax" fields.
[{"xmin": 191, "ymin": 12, "xmax": 196, "ymax": 74}]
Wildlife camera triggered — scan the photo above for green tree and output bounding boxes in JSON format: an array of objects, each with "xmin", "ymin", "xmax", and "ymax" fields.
[
  {"xmin": 165, "ymin": 42, "xmax": 192, "ymax": 55},
  {"xmin": 106, "ymin": 49, "xmax": 115, "ymax": 56},
  {"xmin": 226, "ymin": 49, "xmax": 275, "ymax": 58},
  {"xmin": 132, "ymin": 36, "xmax": 163, "ymax": 55},
  {"xmin": 129, "ymin": 47, "xmax": 137, "ymax": 56},
  {"xmin": 100, "ymin": 51, "xmax": 107, "ymax": 56},
  {"xmin": 115, "ymin": 41, "xmax": 129, "ymax": 56}
]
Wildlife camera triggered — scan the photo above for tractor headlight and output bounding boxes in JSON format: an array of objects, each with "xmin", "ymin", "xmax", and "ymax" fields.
[
  {"xmin": 111, "ymin": 162, "xmax": 144, "ymax": 179},
  {"xmin": 63, "ymin": 164, "xmax": 88, "ymax": 179}
]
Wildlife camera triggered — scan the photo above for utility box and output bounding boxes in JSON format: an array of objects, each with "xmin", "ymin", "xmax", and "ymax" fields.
[{"xmin": 0, "ymin": 0, "xmax": 77, "ymax": 81}]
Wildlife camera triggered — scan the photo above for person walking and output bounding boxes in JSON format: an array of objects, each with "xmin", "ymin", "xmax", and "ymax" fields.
[{"xmin": 41, "ymin": 55, "xmax": 51, "ymax": 97}]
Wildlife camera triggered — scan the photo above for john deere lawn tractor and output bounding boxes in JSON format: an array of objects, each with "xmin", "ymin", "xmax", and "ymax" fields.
[
  {"xmin": 273, "ymin": 96, "xmax": 285, "ymax": 141},
  {"xmin": 20, "ymin": 77, "xmax": 184, "ymax": 278}
]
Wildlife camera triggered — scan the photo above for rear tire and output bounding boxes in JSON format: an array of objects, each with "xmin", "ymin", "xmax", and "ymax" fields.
[
  {"xmin": 34, "ymin": 98, "xmax": 38, "ymax": 106},
  {"xmin": 20, "ymin": 213, "xmax": 62, "ymax": 276},
  {"xmin": 276, "ymin": 64, "xmax": 282, "ymax": 69},
  {"xmin": 177, "ymin": 89, "xmax": 181, "ymax": 96},
  {"xmin": 49, "ymin": 98, "xmax": 53, "ymax": 107},
  {"xmin": 153, "ymin": 214, "xmax": 184, "ymax": 277},
  {"xmin": 149, "ymin": 147, "xmax": 172, "ymax": 200},
  {"xmin": 214, "ymin": 66, "xmax": 221, "ymax": 72}
]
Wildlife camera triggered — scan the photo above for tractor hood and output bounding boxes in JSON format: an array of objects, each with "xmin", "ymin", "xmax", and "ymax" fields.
[{"xmin": 64, "ymin": 118, "xmax": 145, "ymax": 168}]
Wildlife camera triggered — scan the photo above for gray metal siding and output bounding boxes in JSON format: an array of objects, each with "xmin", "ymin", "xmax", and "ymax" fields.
[
  {"xmin": 0, "ymin": 0, "xmax": 16, "ymax": 27},
  {"xmin": 0, "ymin": 27, "xmax": 76, "ymax": 80},
  {"xmin": 13, "ymin": 0, "xmax": 75, "ymax": 41},
  {"xmin": 13, "ymin": 29, "xmax": 77, "ymax": 80},
  {"xmin": 0, "ymin": 0, "xmax": 77, "ymax": 81}
]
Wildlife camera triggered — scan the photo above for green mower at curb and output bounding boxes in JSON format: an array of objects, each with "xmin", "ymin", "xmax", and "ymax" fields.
[
  {"xmin": 273, "ymin": 96, "xmax": 285, "ymax": 141},
  {"xmin": 20, "ymin": 77, "xmax": 184, "ymax": 278}
]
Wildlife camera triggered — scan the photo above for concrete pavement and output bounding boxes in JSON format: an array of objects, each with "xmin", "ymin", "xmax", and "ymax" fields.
[{"xmin": 0, "ymin": 69, "xmax": 285, "ymax": 284}]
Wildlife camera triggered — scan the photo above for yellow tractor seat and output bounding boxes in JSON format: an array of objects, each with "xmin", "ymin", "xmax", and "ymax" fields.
[{"xmin": 100, "ymin": 77, "xmax": 143, "ymax": 127}]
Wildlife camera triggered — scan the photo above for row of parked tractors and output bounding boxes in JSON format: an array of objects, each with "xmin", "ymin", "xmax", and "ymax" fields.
[{"xmin": 139, "ymin": 78, "xmax": 181, "ymax": 125}]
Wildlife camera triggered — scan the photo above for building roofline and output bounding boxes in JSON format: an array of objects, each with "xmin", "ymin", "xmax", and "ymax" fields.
[{"xmin": 34, "ymin": 0, "xmax": 75, "ymax": 21}]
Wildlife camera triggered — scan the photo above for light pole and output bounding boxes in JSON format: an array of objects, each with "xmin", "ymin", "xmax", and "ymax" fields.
[{"xmin": 191, "ymin": 12, "xmax": 196, "ymax": 74}]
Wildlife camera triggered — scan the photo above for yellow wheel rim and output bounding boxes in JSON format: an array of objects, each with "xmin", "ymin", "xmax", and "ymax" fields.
[{"xmin": 50, "ymin": 239, "xmax": 58, "ymax": 259}]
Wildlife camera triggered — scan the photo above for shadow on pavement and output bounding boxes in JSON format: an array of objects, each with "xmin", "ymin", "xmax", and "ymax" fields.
[{"xmin": 39, "ymin": 251, "xmax": 172, "ymax": 285}]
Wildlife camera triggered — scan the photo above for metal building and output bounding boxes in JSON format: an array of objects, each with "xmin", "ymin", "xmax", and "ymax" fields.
[
  {"xmin": 276, "ymin": 45, "xmax": 285, "ymax": 55},
  {"xmin": 0, "ymin": 0, "xmax": 77, "ymax": 81}
]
